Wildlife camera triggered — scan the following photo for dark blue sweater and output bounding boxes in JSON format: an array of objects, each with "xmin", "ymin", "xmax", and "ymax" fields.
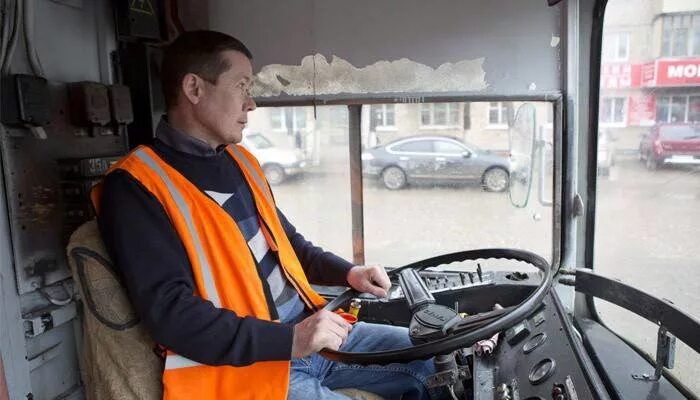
[{"xmin": 96, "ymin": 119, "xmax": 354, "ymax": 366}]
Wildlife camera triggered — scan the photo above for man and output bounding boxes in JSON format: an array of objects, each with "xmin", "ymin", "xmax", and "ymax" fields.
[{"xmin": 95, "ymin": 30, "xmax": 441, "ymax": 400}]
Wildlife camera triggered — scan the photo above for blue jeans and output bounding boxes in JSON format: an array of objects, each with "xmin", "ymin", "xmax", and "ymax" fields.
[{"xmin": 288, "ymin": 322, "xmax": 443, "ymax": 400}]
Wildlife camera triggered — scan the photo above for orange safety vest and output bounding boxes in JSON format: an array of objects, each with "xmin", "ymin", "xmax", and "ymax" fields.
[{"xmin": 91, "ymin": 145, "xmax": 327, "ymax": 400}]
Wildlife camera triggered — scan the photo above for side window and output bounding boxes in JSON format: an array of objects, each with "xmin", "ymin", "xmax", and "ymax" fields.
[
  {"xmin": 597, "ymin": 1, "xmax": 700, "ymax": 393},
  {"xmin": 393, "ymin": 140, "xmax": 433, "ymax": 153},
  {"xmin": 434, "ymin": 140, "xmax": 465, "ymax": 154}
]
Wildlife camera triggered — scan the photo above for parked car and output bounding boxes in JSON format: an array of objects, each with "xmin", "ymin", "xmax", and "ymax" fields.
[
  {"xmin": 597, "ymin": 129, "xmax": 616, "ymax": 176},
  {"xmin": 240, "ymin": 132, "xmax": 307, "ymax": 184},
  {"xmin": 639, "ymin": 124, "xmax": 700, "ymax": 170},
  {"xmin": 361, "ymin": 135, "xmax": 510, "ymax": 191}
]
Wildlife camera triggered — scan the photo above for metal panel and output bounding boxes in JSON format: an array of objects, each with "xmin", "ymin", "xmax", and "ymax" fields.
[
  {"xmin": 0, "ymin": 1, "xmax": 123, "ymax": 398},
  {"xmin": 32, "ymin": 0, "xmax": 113, "ymax": 83},
  {"xmin": 204, "ymin": 0, "xmax": 563, "ymax": 94},
  {"xmin": 26, "ymin": 322, "xmax": 82, "ymax": 400},
  {"xmin": 0, "ymin": 132, "xmax": 32, "ymax": 400},
  {"xmin": 1, "ymin": 83, "xmax": 125, "ymax": 295},
  {"xmin": 575, "ymin": 269, "xmax": 700, "ymax": 353}
]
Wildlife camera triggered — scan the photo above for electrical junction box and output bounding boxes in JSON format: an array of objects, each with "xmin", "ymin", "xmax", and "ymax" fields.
[
  {"xmin": 69, "ymin": 82, "xmax": 111, "ymax": 127},
  {"xmin": 1, "ymin": 74, "xmax": 51, "ymax": 127},
  {"xmin": 108, "ymin": 85, "xmax": 134, "ymax": 124}
]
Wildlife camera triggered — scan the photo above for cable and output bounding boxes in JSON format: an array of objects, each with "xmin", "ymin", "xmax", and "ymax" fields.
[
  {"xmin": 0, "ymin": 0, "xmax": 10, "ymax": 66},
  {"xmin": 33, "ymin": 280, "xmax": 74, "ymax": 307},
  {"xmin": 23, "ymin": 0, "xmax": 44, "ymax": 76},
  {"xmin": 1, "ymin": 0, "xmax": 20, "ymax": 75}
]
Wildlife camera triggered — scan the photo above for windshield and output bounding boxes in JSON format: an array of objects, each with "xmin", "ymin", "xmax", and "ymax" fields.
[
  {"xmin": 659, "ymin": 125, "xmax": 700, "ymax": 140},
  {"xmin": 246, "ymin": 102, "xmax": 554, "ymax": 272}
]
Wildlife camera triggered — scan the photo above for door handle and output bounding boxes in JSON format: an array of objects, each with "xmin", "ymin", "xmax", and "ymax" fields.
[
  {"xmin": 435, "ymin": 157, "xmax": 446, "ymax": 162},
  {"xmin": 399, "ymin": 156, "xmax": 409, "ymax": 161}
]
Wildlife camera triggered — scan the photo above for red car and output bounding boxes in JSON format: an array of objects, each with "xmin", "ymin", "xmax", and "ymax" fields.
[{"xmin": 639, "ymin": 124, "xmax": 700, "ymax": 170}]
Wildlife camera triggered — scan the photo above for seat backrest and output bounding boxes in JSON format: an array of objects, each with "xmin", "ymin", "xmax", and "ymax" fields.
[{"xmin": 67, "ymin": 220, "xmax": 163, "ymax": 400}]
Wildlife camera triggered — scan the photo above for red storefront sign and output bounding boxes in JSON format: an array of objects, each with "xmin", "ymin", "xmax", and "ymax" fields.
[
  {"xmin": 601, "ymin": 63, "xmax": 642, "ymax": 89},
  {"xmin": 643, "ymin": 59, "xmax": 700, "ymax": 87}
]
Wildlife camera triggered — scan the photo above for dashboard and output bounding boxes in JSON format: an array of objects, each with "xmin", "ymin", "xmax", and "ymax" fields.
[{"xmin": 313, "ymin": 268, "xmax": 602, "ymax": 400}]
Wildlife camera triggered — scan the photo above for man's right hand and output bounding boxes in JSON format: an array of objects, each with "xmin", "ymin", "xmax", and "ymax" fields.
[{"xmin": 291, "ymin": 310, "xmax": 353, "ymax": 358}]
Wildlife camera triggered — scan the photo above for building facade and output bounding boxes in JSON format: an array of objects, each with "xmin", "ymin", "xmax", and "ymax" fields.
[{"xmin": 601, "ymin": 0, "xmax": 700, "ymax": 151}]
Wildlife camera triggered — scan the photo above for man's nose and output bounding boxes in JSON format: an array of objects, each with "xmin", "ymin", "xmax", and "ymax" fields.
[{"xmin": 245, "ymin": 97, "xmax": 256, "ymax": 112}]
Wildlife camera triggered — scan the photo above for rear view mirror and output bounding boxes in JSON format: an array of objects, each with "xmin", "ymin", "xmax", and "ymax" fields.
[
  {"xmin": 508, "ymin": 103, "xmax": 537, "ymax": 208},
  {"xmin": 462, "ymin": 151, "xmax": 471, "ymax": 158}
]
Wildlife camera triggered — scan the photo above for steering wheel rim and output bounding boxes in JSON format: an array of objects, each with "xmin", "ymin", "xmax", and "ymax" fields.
[{"xmin": 319, "ymin": 248, "xmax": 552, "ymax": 365}]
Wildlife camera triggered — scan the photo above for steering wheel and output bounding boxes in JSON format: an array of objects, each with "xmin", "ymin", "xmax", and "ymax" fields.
[{"xmin": 319, "ymin": 248, "xmax": 552, "ymax": 365}]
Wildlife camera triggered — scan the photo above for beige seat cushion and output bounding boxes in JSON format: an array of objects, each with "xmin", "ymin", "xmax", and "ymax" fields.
[{"xmin": 67, "ymin": 220, "xmax": 163, "ymax": 400}]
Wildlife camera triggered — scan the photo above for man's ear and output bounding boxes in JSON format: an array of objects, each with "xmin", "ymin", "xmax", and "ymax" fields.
[{"xmin": 181, "ymin": 73, "xmax": 203, "ymax": 105}]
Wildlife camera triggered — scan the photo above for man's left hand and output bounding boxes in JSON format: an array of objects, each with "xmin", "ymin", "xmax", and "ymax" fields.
[{"xmin": 346, "ymin": 265, "xmax": 391, "ymax": 298}]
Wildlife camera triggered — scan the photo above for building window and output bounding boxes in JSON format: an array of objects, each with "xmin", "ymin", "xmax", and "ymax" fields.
[
  {"xmin": 603, "ymin": 32, "xmax": 630, "ymax": 61},
  {"xmin": 371, "ymin": 104, "xmax": 395, "ymax": 130},
  {"xmin": 271, "ymin": 108, "xmax": 307, "ymax": 131},
  {"xmin": 689, "ymin": 96, "xmax": 700, "ymax": 122},
  {"xmin": 600, "ymin": 97, "xmax": 626, "ymax": 125},
  {"xmin": 270, "ymin": 108, "xmax": 284, "ymax": 130},
  {"xmin": 293, "ymin": 108, "xmax": 307, "ymax": 130},
  {"xmin": 420, "ymin": 103, "xmax": 460, "ymax": 128},
  {"xmin": 487, "ymin": 102, "xmax": 509, "ymax": 128},
  {"xmin": 657, "ymin": 95, "xmax": 700, "ymax": 123},
  {"xmin": 662, "ymin": 14, "xmax": 700, "ymax": 57}
]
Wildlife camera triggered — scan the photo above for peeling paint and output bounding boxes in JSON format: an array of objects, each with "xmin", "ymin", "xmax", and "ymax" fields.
[
  {"xmin": 252, "ymin": 54, "xmax": 488, "ymax": 97},
  {"xmin": 550, "ymin": 35, "xmax": 560, "ymax": 48}
]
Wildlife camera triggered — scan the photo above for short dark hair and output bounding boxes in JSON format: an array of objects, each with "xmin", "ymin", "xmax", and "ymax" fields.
[{"xmin": 161, "ymin": 30, "xmax": 253, "ymax": 109}]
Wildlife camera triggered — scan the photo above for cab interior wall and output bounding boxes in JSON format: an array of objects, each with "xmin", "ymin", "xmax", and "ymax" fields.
[
  {"xmin": 0, "ymin": 1, "xmax": 115, "ymax": 399},
  {"xmin": 0, "ymin": 0, "xmax": 567, "ymax": 399}
]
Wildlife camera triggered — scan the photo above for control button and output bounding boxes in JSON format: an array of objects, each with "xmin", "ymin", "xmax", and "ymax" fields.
[
  {"xmin": 552, "ymin": 383, "xmax": 567, "ymax": 400},
  {"xmin": 505, "ymin": 320, "xmax": 531, "ymax": 345},
  {"xmin": 532, "ymin": 311, "xmax": 546, "ymax": 327},
  {"xmin": 506, "ymin": 271, "xmax": 529, "ymax": 281},
  {"xmin": 528, "ymin": 358, "xmax": 556, "ymax": 385},
  {"xmin": 523, "ymin": 332, "xmax": 547, "ymax": 354}
]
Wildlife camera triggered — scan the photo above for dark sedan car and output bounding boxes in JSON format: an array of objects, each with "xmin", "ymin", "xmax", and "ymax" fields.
[{"xmin": 362, "ymin": 135, "xmax": 510, "ymax": 191}]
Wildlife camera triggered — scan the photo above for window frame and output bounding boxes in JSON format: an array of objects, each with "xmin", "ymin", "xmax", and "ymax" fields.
[
  {"xmin": 371, "ymin": 104, "xmax": 397, "ymax": 131},
  {"xmin": 487, "ymin": 102, "xmax": 509, "ymax": 129},
  {"xmin": 603, "ymin": 32, "xmax": 630, "ymax": 61},
  {"xmin": 420, "ymin": 103, "xmax": 461, "ymax": 129},
  {"xmin": 271, "ymin": 107, "xmax": 308, "ymax": 132},
  {"xmin": 599, "ymin": 96, "xmax": 627, "ymax": 127},
  {"xmin": 662, "ymin": 13, "xmax": 700, "ymax": 57},
  {"xmin": 657, "ymin": 95, "xmax": 700, "ymax": 123}
]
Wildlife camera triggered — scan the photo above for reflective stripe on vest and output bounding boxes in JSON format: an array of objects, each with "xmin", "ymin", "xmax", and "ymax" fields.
[
  {"xmin": 229, "ymin": 145, "xmax": 274, "ymax": 203},
  {"xmin": 133, "ymin": 148, "xmax": 222, "ymax": 308},
  {"xmin": 165, "ymin": 354, "xmax": 202, "ymax": 370},
  {"xmin": 91, "ymin": 145, "xmax": 328, "ymax": 399}
]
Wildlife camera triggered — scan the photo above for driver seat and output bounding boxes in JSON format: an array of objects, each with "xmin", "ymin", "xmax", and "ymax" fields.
[{"xmin": 66, "ymin": 220, "xmax": 385, "ymax": 400}]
